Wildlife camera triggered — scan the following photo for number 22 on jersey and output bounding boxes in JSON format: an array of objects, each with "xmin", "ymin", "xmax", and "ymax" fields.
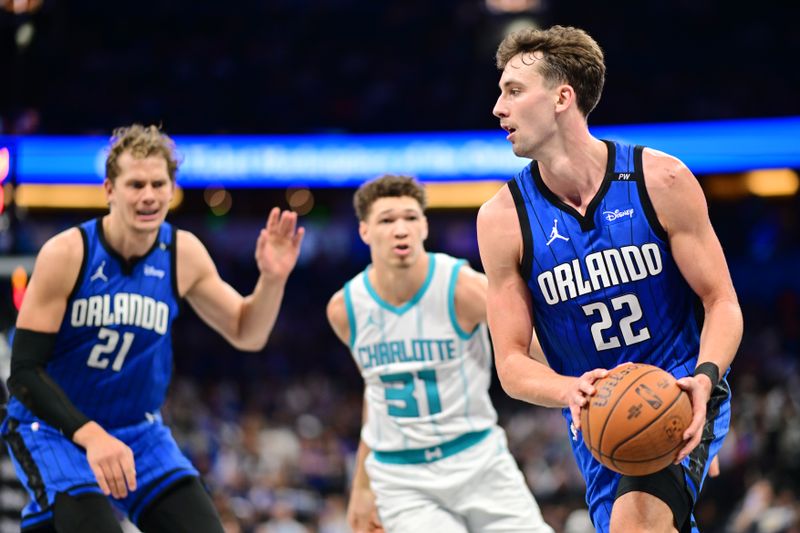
[{"xmin": 582, "ymin": 293, "xmax": 650, "ymax": 351}]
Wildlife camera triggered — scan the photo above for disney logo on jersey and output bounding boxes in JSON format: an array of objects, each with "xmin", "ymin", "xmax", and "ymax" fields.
[
  {"xmin": 70, "ymin": 293, "xmax": 170, "ymax": 335},
  {"xmin": 537, "ymin": 243, "xmax": 663, "ymax": 305},
  {"xmin": 602, "ymin": 207, "xmax": 635, "ymax": 223},
  {"xmin": 144, "ymin": 264, "xmax": 165, "ymax": 279}
]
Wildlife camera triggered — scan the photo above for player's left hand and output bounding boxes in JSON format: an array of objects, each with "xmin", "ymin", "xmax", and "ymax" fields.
[
  {"xmin": 674, "ymin": 374, "xmax": 713, "ymax": 463},
  {"xmin": 347, "ymin": 486, "xmax": 384, "ymax": 533},
  {"xmin": 255, "ymin": 207, "xmax": 305, "ymax": 280}
]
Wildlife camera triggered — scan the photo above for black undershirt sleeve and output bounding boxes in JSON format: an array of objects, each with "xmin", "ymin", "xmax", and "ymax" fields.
[{"xmin": 7, "ymin": 328, "xmax": 90, "ymax": 439}]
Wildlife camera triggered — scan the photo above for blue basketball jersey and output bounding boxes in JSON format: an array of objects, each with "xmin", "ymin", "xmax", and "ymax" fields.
[
  {"xmin": 7, "ymin": 218, "xmax": 180, "ymax": 428},
  {"xmin": 510, "ymin": 141, "xmax": 726, "ymax": 532},
  {"xmin": 509, "ymin": 140, "xmax": 701, "ymax": 380}
]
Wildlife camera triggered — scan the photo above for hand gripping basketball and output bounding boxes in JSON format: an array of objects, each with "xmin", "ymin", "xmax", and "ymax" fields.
[{"xmin": 580, "ymin": 363, "xmax": 692, "ymax": 476}]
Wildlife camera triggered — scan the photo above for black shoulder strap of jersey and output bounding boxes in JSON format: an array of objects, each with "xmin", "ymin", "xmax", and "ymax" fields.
[
  {"xmin": 634, "ymin": 145, "xmax": 669, "ymax": 242},
  {"xmin": 507, "ymin": 177, "xmax": 534, "ymax": 281}
]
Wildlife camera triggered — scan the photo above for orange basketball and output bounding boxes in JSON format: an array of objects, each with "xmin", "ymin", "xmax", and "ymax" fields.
[{"xmin": 580, "ymin": 363, "xmax": 692, "ymax": 476}]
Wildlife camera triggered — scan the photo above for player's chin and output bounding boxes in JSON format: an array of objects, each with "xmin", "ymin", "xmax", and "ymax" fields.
[{"xmin": 133, "ymin": 214, "xmax": 166, "ymax": 231}]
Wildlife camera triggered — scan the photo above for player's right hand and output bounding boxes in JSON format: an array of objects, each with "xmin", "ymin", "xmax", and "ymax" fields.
[
  {"xmin": 73, "ymin": 421, "xmax": 137, "ymax": 499},
  {"xmin": 568, "ymin": 368, "xmax": 609, "ymax": 430},
  {"xmin": 347, "ymin": 487, "xmax": 384, "ymax": 533}
]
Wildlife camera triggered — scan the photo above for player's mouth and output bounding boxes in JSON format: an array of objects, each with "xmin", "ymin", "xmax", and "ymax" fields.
[
  {"xmin": 393, "ymin": 244, "xmax": 411, "ymax": 256},
  {"xmin": 136, "ymin": 207, "xmax": 161, "ymax": 221},
  {"xmin": 502, "ymin": 124, "xmax": 517, "ymax": 141}
]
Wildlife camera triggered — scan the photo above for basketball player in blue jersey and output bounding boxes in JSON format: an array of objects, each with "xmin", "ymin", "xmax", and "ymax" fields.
[
  {"xmin": 327, "ymin": 175, "xmax": 552, "ymax": 533},
  {"xmin": 477, "ymin": 26, "xmax": 742, "ymax": 533},
  {"xmin": 2, "ymin": 124, "xmax": 304, "ymax": 532}
]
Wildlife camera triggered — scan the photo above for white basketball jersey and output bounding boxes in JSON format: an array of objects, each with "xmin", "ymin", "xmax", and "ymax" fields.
[{"xmin": 344, "ymin": 252, "xmax": 498, "ymax": 452}]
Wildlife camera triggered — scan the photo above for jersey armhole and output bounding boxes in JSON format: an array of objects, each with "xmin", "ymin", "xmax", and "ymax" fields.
[
  {"xmin": 507, "ymin": 178, "xmax": 534, "ymax": 280},
  {"xmin": 170, "ymin": 225, "xmax": 181, "ymax": 301},
  {"xmin": 66, "ymin": 226, "xmax": 89, "ymax": 302},
  {"xmin": 343, "ymin": 281, "xmax": 357, "ymax": 349},
  {"xmin": 634, "ymin": 145, "xmax": 669, "ymax": 242},
  {"xmin": 448, "ymin": 260, "xmax": 475, "ymax": 340}
]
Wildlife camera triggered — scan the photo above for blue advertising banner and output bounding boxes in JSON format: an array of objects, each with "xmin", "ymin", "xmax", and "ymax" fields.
[{"xmin": 6, "ymin": 116, "xmax": 799, "ymax": 187}]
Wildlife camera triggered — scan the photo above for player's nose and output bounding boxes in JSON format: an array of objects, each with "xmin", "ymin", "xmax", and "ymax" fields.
[{"xmin": 493, "ymin": 96, "xmax": 508, "ymax": 118}]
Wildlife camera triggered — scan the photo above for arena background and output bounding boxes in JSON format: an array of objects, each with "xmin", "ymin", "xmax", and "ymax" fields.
[{"xmin": 1, "ymin": 1, "xmax": 799, "ymax": 532}]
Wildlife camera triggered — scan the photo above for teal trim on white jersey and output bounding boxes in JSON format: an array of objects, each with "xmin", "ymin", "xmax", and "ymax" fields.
[
  {"xmin": 372, "ymin": 428, "xmax": 491, "ymax": 464},
  {"xmin": 344, "ymin": 280, "xmax": 357, "ymax": 349},
  {"xmin": 345, "ymin": 252, "xmax": 497, "ymax": 453},
  {"xmin": 447, "ymin": 259, "xmax": 475, "ymax": 340},
  {"xmin": 364, "ymin": 253, "xmax": 436, "ymax": 314}
]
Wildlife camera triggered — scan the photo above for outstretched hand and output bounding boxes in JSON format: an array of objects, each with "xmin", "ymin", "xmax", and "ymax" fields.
[
  {"xmin": 674, "ymin": 374, "xmax": 713, "ymax": 463},
  {"xmin": 255, "ymin": 207, "xmax": 305, "ymax": 280},
  {"xmin": 569, "ymin": 368, "xmax": 609, "ymax": 431}
]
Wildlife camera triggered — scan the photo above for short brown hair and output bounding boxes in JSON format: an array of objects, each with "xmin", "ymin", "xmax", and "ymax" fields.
[
  {"xmin": 105, "ymin": 124, "xmax": 180, "ymax": 183},
  {"xmin": 353, "ymin": 175, "xmax": 427, "ymax": 221},
  {"xmin": 496, "ymin": 25, "xmax": 605, "ymax": 117}
]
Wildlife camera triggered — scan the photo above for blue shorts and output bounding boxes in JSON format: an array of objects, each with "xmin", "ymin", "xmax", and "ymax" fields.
[
  {"xmin": 568, "ymin": 378, "xmax": 731, "ymax": 533},
  {"xmin": 1, "ymin": 413, "xmax": 198, "ymax": 530}
]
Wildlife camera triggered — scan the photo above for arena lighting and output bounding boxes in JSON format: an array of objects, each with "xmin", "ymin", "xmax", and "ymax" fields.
[
  {"xmin": 744, "ymin": 169, "xmax": 799, "ymax": 197},
  {"xmin": 8, "ymin": 116, "xmax": 800, "ymax": 188},
  {"xmin": 486, "ymin": 0, "xmax": 543, "ymax": 14},
  {"xmin": 14, "ymin": 184, "xmax": 184, "ymax": 209},
  {"xmin": 0, "ymin": 147, "xmax": 8, "ymax": 214},
  {"xmin": 701, "ymin": 174, "xmax": 749, "ymax": 200},
  {"xmin": 424, "ymin": 181, "xmax": 505, "ymax": 208}
]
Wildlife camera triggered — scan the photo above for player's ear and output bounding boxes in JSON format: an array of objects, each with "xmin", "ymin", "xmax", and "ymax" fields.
[
  {"xmin": 554, "ymin": 84, "xmax": 575, "ymax": 113},
  {"xmin": 421, "ymin": 215, "xmax": 429, "ymax": 242},
  {"xmin": 358, "ymin": 220, "xmax": 370, "ymax": 245},
  {"xmin": 103, "ymin": 178, "xmax": 114, "ymax": 205}
]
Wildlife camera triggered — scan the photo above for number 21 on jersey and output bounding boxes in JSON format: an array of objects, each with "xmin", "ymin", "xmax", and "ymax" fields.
[{"xmin": 86, "ymin": 327, "xmax": 135, "ymax": 371}]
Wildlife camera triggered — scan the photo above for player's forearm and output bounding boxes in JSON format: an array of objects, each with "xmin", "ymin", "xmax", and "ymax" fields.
[
  {"xmin": 7, "ymin": 329, "xmax": 91, "ymax": 438},
  {"xmin": 235, "ymin": 273, "xmax": 289, "ymax": 351},
  {"xmin": 697, "ymin": 296, "xmax": 743, "ymax": 376},
  {"xmin": 351, "ymin": 439, "xmax": 372, "ymax": 491},
  {"xmin": 496, "ymin": 351, "xmax": 573, "ymax": 408}
]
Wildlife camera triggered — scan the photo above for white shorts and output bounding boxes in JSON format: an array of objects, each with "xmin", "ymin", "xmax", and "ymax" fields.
[{"xmin": 365, "ymin": 427, "xmax": 553, "ymax": 533}]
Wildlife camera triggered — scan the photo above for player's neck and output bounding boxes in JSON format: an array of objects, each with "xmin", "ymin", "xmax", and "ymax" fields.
[
  {"xmin": 536, "ymin": 132, "xmax": 607, "ymax": 214},
  {"xmin": 102, "ymin": 215, "xmax": 159, "ymax": 260},
  {"xmin": 369, "ymin": 252, "xmax": 429, "ymax": 306}
]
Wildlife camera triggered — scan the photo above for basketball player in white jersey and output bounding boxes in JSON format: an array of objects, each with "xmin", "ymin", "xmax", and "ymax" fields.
[{"xmin": 327, "ymin": 175, "xmax": 552, "ymax": 533}]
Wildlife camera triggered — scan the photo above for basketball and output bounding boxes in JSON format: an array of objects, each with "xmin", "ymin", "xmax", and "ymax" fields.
[{"xmin": 580, "ymin": 363, "xmax": 692, "ymax": 476}]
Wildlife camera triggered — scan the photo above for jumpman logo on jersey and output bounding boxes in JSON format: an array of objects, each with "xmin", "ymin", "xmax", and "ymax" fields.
[
  {"xmin": 546, "ymin": 219, "xmax": 569, "ymax": 246},
  {"xmin": 90, "ymin": 260, "xmax": 108, "ymax": 283}
]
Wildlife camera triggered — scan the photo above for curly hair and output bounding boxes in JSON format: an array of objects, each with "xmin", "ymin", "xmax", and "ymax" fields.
[
  {"xmin": 353, "ymin": 175, "xmax": 427, "ymax": 221},
  {"xmin": 496, "ymin": 25, "xmax": 605, "ymax": 117},
  {"xmin": 105, "ymin": 124, "xmax": 180, "ymax": 182}
]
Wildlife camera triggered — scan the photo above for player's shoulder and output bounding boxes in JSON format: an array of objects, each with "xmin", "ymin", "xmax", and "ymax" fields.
[
  {"xmin": 38, "ymin": 227, "xmax": 84, "ymax": 265},
  {"xmin": 174, "ymin": 228, "xmax": 204, "ymax": 251},
  {"xmin": 174, "ymin": 229, "xmax": 212, "ymax": 263},
  {"xmin": 31, "ymin": 227, "xmax": 85, "ymax": 293},
  {"xmin": 327, "ymin": 287, "xmax": 345, "ymax": 312},
  {"xmin": 641, "ymin": 147, "xmax": 695, "ymax": 192},
  {"xmin": 326, "ymin": 288, "xmax": 350, "ymax": 343},
  {"xmin": 477, "ymin": 183, "xmax": 514, "ymax": 222}
]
